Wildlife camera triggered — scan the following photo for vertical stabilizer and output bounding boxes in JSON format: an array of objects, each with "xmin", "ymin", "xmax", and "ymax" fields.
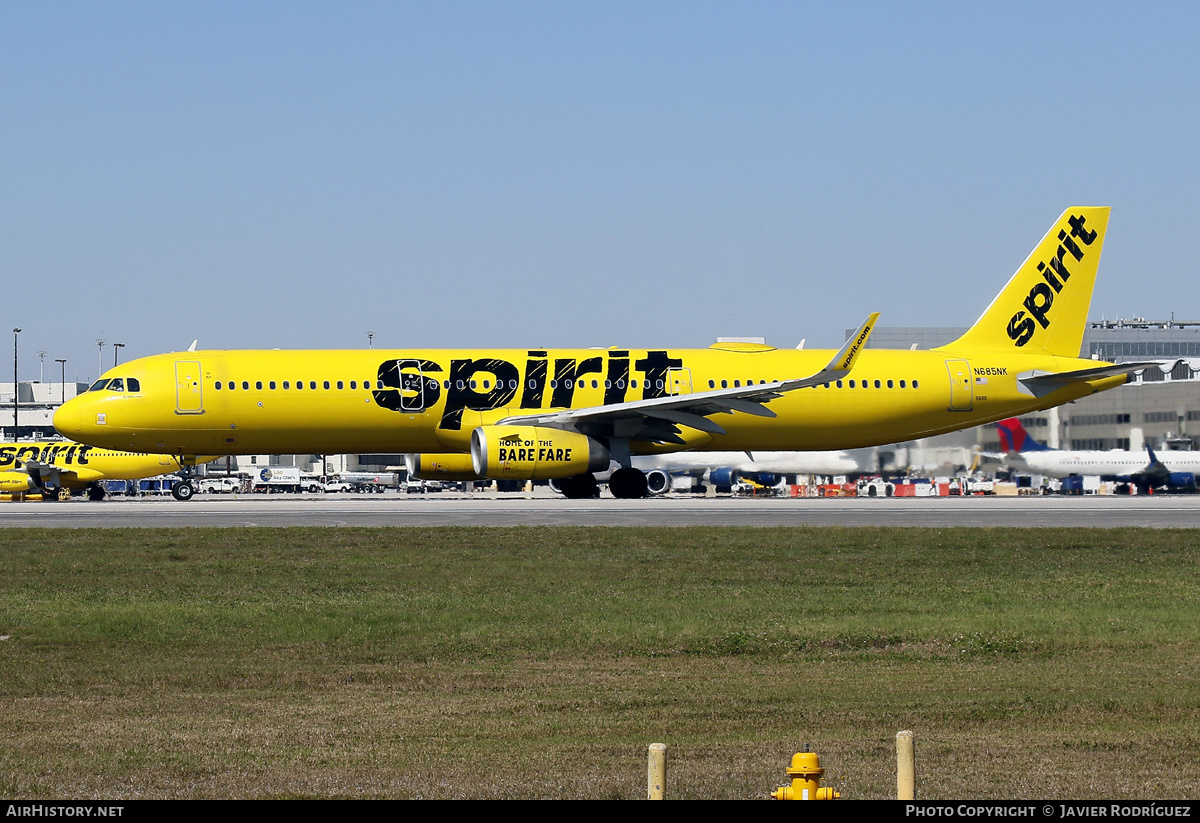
[
  {"xmin": 995, "ymin": 418, "xmax": 1052, "ymax": 453},
  {"xmin": 942, "ymin": 207, "xmax": 1110, "ymax": 357}
]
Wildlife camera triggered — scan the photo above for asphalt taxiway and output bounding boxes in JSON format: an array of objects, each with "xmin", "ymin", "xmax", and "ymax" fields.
[{"xmin": 1, "ymin": 493, "xmax": 1197, "ymax": 528}]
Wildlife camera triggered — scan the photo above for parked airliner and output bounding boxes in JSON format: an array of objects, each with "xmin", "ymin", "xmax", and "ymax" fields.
[
  {"xmin": 997, "ymin": 418, "xmax": 1200, "ymax": 491},
  {"xmin": 0, "ymin": 440, "xmax": 212, "ymax": 500}
]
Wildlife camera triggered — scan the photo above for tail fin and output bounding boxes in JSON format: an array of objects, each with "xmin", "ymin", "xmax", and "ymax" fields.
[
  {"xmin": 941, "ymin": 207, "xmax": 1110, "ymax": 357},
  {"xmin": 995, "ymin": 418, "xmax": 1052, "ymax": 453}
]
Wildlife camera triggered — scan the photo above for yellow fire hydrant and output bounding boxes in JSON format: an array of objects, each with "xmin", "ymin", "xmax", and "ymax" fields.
[{"xmin": 770, "ymin": 746, "xmax": 841, "ymax": 800}]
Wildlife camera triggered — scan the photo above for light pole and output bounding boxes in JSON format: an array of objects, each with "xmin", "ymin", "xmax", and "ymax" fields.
[
  {"xmin": 113, "ymin": 343, "xmax": 125, "ymax": 368},
  {"xmin": 12, "ymin": 328, "xmax": 21, "ymax": 440},
  {"xmin": 96, "ymin": 339, "xmax": 105, "ymax": 379},
  {"xmin": 367, "ymin": 331, "xmax": 375, "ymax": 348},
  {"xmin": 55, "ymin": 359, "xmax": 66, "ymax": 404},
  {"xmin": 37, "ymin": 351, "xmax": 46, "ymax": 383}
]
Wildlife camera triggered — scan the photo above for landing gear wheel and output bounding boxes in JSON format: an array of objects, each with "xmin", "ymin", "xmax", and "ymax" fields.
[
  {"xmin": 172, "ymin": 481, "xmax": 196, "ymax": 502},
  {"xmin": 559, "ymin": 473, "xmax": 599, "ymax": 500},
  {"xmin": 609, "ymin": 468, "xmax": 648, "ymax": 499},
  {"xmin": 87, "ymin": 485, "xmax": 106, "ymax": 501}
]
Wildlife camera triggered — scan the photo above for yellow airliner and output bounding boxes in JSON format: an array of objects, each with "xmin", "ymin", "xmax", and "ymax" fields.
[
  {"xmin": 54, "ymin": 207, "xmax": 1162, "ymax": 498},
  {"xmin": 0, "ymin": 440, "xmax": 212, "ymax": 501}
]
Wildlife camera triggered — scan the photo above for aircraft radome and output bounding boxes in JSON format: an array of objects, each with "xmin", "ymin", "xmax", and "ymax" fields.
[{"xmin": 55, "ymin": 207, "xmax": 1169, "ymax": 499}]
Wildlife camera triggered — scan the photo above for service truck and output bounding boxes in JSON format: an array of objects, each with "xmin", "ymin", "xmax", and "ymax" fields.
[{"xmin": 250, "ymin": 467, "xmax": 303, "ymax": 493}]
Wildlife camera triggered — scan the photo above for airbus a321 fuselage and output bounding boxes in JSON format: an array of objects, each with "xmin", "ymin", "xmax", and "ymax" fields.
[{"xmin": 55, "ymin": 207, "xmax": 1160, "ymax": 498}]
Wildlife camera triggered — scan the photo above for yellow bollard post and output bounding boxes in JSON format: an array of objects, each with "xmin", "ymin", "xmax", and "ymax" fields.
[
  {"xmin": 897, "ymin": 730, "xmax": 915, "ymax": 800},
  {"xmin": 647, "ymin": 743, "xmax": 667, "ymax": 800}
]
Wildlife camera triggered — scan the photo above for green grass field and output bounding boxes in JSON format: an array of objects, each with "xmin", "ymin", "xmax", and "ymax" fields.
[{"xmin": 2, "ymin": 527, "xmax": 1198, "ymax": 799}]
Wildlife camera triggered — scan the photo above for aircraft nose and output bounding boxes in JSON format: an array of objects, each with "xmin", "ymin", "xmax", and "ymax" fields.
[{"xmin": 53, "ymin": 398, "xmax": 85, "ymax": 440}]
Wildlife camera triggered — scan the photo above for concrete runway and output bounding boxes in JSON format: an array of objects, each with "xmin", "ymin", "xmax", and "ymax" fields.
[{"xmin": 1, "ymin": 491, "xmax": 1198, "ymax": 527}]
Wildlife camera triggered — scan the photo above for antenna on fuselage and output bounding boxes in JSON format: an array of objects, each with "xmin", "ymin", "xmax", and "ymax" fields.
[
  {"xmin": 187, "ymin": 340, "xmax": 197, "ymax": 352},
  {"xmin": 795, "ymin": 339, "xmax": 805, "ymax": 350}
]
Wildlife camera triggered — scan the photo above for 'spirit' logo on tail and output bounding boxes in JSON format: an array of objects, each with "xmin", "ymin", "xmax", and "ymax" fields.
[{"xmin": 1006, "ymin": 214, "xmax": 1098, "ymax": 347}]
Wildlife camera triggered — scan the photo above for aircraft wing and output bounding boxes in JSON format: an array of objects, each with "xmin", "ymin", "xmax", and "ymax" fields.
[
  {"xmin": 1017, "ymin": 360, "xmax": 1184, "ymax": 398},
  {"xmin": 18, "ymin": 460, "xmax": 104, "ymax": 485},
  {"xmin": 20, "ymin": 460, "xmax": 71, "ymax": 488},
  {"xmin": 498, "ymin": 313, "xmax": 879, "ymax": 445}
]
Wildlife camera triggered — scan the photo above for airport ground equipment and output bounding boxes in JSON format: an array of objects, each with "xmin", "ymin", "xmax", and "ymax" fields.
[{"xmin": 770, "ymin": 745, "xmax": 841, "ymax": 800}]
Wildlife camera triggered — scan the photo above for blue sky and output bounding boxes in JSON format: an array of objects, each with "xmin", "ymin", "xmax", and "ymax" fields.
[{"xmin": 4, "ymin": 2, "xmax": 1199, "ymax": 381}]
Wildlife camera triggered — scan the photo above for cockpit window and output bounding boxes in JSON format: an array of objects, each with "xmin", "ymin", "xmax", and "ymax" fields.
[
  {"xmin": 89, "ymin": 379, "xmax": 109, "ymax": 392},
  {"xmin": 108, "ymin": 378, "xmax": 124, "ymax": 392},
  {"xmin": 127, "ymin": 378, "xmax": 141, "ymax": 392}
]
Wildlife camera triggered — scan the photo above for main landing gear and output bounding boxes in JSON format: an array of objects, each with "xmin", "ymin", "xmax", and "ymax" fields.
[
  {"xmin": 609, "ymin": 467, "xmax": 649, "ymax": 499},
  {"xmin": 557, "ymin": 468, "xmax": 650, "ymax": 499},
  {"xmin": 558, "ymin": 473, "xmax": 599, "ymax": 499}
]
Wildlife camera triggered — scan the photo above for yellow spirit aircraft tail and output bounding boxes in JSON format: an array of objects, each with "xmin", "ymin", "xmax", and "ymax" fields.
[{"xmin": 941, "ymin": 207, "xmax": 1110, "ymax": 358}]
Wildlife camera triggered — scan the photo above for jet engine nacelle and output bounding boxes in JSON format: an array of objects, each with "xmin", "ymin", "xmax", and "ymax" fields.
[
  {"xmin": 708, "ymin": 468, "xmax": 739, "ymax": 488},
  {"xmin": 471, "ymin": 425, "xmax": 610, "ymax": 480},
  {"xmin": 1170, "ymin": 472, "xmax": 1197, "ymax": 489},
  {"xmin": 404, "ymin": 453, "xmax": 482, "ymax": 481},
  {"xmin": 0, "ymin": 471, "xmax": 37, "ymax": 493},
  {"xmin": 646, "ymin": 469, "xmax": 672, "ymax": 495}
]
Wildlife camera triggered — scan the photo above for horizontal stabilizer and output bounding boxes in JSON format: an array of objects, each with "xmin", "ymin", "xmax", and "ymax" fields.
[{"xmin": 1017, "ymin": 360, "xmax": 1182, "ymax": 398}]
